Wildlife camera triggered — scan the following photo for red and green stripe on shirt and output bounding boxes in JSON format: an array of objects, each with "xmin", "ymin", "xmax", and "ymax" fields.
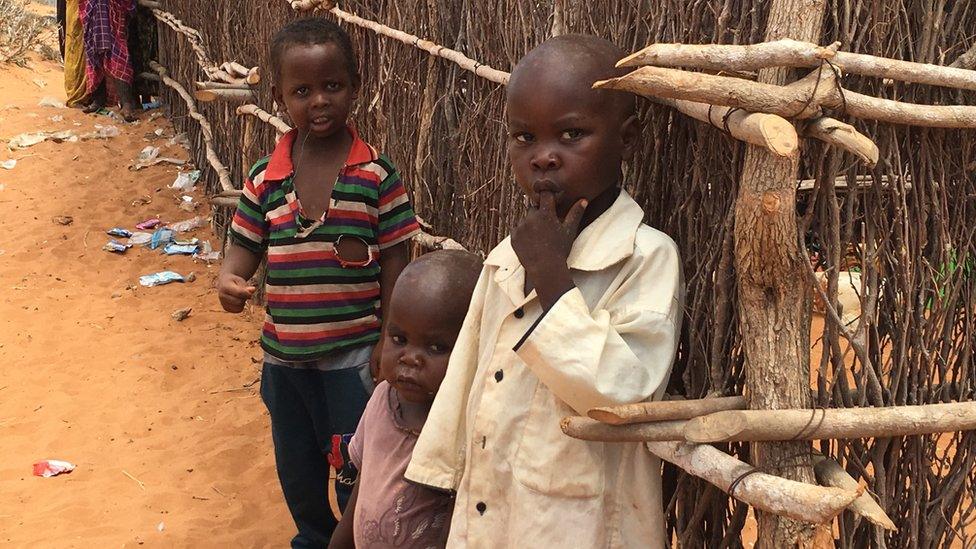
[{"xmin": 229, "ymin": 128, "xmax": 421, "ymax": 361}]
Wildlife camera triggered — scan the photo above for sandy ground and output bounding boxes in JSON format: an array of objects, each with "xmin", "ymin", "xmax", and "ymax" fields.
[{"xmin": 0, "ymin": 57, "xmax": 292, "ymax": 546}]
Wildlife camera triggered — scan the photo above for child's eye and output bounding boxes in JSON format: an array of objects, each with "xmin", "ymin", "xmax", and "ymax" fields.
[
  {"xmin": 561, "ymin": 129, "xmax": 585, "ymax": 140},
  {"xmin": 428, "ymin": 343, "xmax": 450, "ymax": 354},
  {"xmin": 390, "ymin": 334, "xmax": 406, "ymax": 345},
  {"xmin": 295, "ymin": 86, "xmax": 309, "ymax": 97},
  {"xmin": 512, "ymin": 132, "xmax": 533, "ymax": 144},
  {"xmin": 325, "ymin": 82, "xmax": 341, "ymax": 91}
]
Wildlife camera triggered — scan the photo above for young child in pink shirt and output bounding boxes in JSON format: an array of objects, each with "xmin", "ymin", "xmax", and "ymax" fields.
[{"xmin": 329, "ymin": 250, "xmax": 483, "ymax": 548}]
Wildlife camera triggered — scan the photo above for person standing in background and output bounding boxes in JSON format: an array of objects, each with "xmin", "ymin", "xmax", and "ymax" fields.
[
  {"xmin": 78, "ymin": 0, "xmax": 139, "ymax": 121},
  {"xmin": 58, "ymin": 0, "xmax": 89, "ymax": 108}
]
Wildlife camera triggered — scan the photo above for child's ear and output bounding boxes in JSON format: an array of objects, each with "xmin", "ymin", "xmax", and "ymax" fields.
[
  {"xmin": 351, "ymin": 74, "xmax": 362, "ymax": 101},
  {"xmin": 272, "ymin": 84, "xmax": 283, "ymax": 111},
  {"xmin": 620, "ymin": 114, "xmax": 640, "ymax": 162}
]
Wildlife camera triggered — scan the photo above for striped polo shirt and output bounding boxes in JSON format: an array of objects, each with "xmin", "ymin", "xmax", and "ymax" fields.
[{"xmin": 229, "ymin": 127, "xmax": 421, "ymax": 362}]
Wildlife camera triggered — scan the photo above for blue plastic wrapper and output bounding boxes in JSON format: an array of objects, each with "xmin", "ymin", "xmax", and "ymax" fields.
[
  {"xmin": 163, "ymin": 243, "xmax": 199, "ymax": 255},
  {"xmin": 107, "ymin": 227, "xmax": 133, "ymax": 238},
  {"xmin": 102, "ymin": 239, "xmax": 131, "ymax": 254},
  {"xmin": 139, "ymin": 271, "xmax": 185, "ymax": 287},
  {"xmin": 150, "ymin": 228, "xmax": 175, "ymax": 250}
]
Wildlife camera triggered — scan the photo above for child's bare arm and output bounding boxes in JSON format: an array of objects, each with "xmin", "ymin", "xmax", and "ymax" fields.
[
  {"xmin": 216, "ymin": 243, "xmax": 262, "ymax": 313},
  {"xmin": 328, "ymin": 480, "xmax": 359, "ymax": 549}
]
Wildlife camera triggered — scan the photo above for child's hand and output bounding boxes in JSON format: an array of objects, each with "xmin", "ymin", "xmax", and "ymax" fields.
[
  {"xmin": 512, "ymin": 191, "xmax": 586, "ymax": 308},
  {"xmin": 217, "ymin": 273, "xmax": 257, "ymax": 313}
]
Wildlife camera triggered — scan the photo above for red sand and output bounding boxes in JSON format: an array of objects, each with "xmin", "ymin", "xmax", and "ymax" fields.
[{"xmin": 0, "ymin": 55, "xmax": 291, "ymax": 546}]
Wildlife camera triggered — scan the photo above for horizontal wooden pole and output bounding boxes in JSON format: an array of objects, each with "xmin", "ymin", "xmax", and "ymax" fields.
[
  {"xmin": 683, "ymin": 401, "xmax": 976, "ymax": 442},
  {"xmin": 618, "ymin": 39, "xmax": 976, "ymax": 92},
  {"xmin": 596, "ymin": 64, "xmax": 833, "ymax": 120},
  {"xmin": 211, "ymin": 196, "xmax": 239, "ymax": 208},
  {"xmin": 561, "ymin": 416, "xmax": 686, "ymax": 441},
  {"xmin": 194, "ymin": 88, "xmax": 254, "ymax": 103},
  {"xmin": 646, "ymin": 441, "xmax": 860, "ymax": 524},
  {"xmin": 588, "ymin": 396, "xmax": 747, "ymax": 425},
  {"xmin": 655, "ymin": 99, "xmax": 797, "ymax": 156},
  {"xmin": 598, "ymin": 65, "xmax": 976, "ymax": 128},
  {"xmin": 195, "ymin": 81, "xmax": 250, "ymax": 90},
  {"xmin": 327, "ymin": 6, "xmax": 509, "ymax": 85}
]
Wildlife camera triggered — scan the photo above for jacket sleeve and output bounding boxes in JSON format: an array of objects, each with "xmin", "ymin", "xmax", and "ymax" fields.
[
  {"xmin": 514, "ymin": 234, "xmax": 684, "ymax": 415},
  {"xmin": 404, "ymin": 267, "xmax": 491, "ymax": 491}
]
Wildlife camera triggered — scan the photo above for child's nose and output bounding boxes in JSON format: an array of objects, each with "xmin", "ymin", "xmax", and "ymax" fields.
[
  {"xmin": 530, "ymin": 149, "xmax": 560, "ymax": 171},
  {"xmin": 311, "ymin": 91, "xmax": 330, "ymax": 107},
  {"xmin": 399, "ymin": 348, "xmax": 423, "ymax": 367}
]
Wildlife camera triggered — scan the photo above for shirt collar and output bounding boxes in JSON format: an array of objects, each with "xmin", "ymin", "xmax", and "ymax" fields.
[
  {"xmin": 485, "ymin": 189, "xmax": 645, "ymax": 273},
  {"xmin": 262, "ymin": 125, "xmax": 379, "ymax": 181}
]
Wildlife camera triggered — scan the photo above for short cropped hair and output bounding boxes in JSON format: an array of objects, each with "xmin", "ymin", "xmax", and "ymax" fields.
[{"xmin": 269, "ymin": 17, "xmax": 358, "ymax": 80}]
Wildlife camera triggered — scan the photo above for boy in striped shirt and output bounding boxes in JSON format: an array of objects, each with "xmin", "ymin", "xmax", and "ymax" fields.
[{"xmin": 217, "ymin": 18, "xmax": 420, "ymax": 548}]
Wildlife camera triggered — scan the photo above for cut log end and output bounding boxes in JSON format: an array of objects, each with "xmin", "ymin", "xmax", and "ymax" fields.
[
  {"xmin": 758, "ymin": 114, "xmax": 800, "ymax": 156},
  {"xmin": 246, "ymin": 67, "xmax": 261, "ymax": 85}
]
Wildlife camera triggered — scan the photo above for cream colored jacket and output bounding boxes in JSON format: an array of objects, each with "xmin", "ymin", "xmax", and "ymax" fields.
[{"xmin": 405, "ymin": 190, "xmax": 684, "ymax": 548}]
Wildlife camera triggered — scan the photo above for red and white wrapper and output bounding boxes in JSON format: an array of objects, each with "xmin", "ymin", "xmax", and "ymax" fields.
[{"xmin": 33, "ymin": 459, "xmax": 76, "ymax": 477}]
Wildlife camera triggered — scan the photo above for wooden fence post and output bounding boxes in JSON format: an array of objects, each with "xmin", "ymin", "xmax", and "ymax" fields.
[{"xmin": 733, "ymin": 0, "xmax": 827, "ymax": 547}]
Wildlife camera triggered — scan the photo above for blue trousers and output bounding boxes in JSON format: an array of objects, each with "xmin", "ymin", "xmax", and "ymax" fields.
[{"xmin": 260, "ymin": 352, "xmax": 372, "ymax": 548}]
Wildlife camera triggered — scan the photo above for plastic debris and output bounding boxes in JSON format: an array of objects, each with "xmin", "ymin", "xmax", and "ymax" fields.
[
  {"xmin": 150, "ymin": 228, "xmax": 175, "ymax": 250},
  {"xmin": 137, "ymin": 146, "xmax": 159, "ymax": 162},
  {"xmin": 95, "ymin": 108, "xmax": 124, "ymax": 122},
  {"xmin": 82, "ymin": 125, "xmax": 120, "ymax": 140},
  {"xmin": 157, "ymin": 522, "xmax": 165, "ymax": 533},
  {"xmin": 52, "ymin": 215, "xmax": 74, "ymax": 226},
  {"xmin": 38, "ymin": 97, "xmax": 65, "ymax": 108},
  {"xmin": 1, "ymin": 159, "xmax": 15, "ymax": 170},
  {"xmin": 143, "ymin": 100, "xmax": 162, "ymax": 110},
  {"xmin": 163, "ymin": 242, "xmax": 199, "ymax": 255},
  {"xmin": 139, "ymin": 271, "xmax": 185, "ymax": 287},
  {"xmin": 171, "ymin": 307, "xmax": 192, "ymax": 321},
  {"xmin": 135, "ymin": 218, "xmax": 161, "ymax": 230},
  {"xmin": 107, "ymin": 227, "xmax": 133, "ymax": 238},
  {"xmin": 128, "ymin": 232, "xmax": 152, "ymax": 246},
  {"xmin": 168, "ymin": 216, "xmax": 206, "ymax": 233},
  {"xmin": 168, "ymin": 133, "xmax": 190, "ymax": 149},
  {"xmin": 103, "ymin": 240, "xmax": 131, "ymax": 254},
  {"xmin": 33, "ymin": 459, "xmax": 75, "ymax": 477},
  {"xmin": 50, "ymin": 115, "xmax": 64, "ymax": 123},
  {"xmin": 193, "ymin": 241, "xmax": 221, "ymax": 262},
  {"xmin": 169, "ymin": 170, "xmax": 201, "ymax": 191},
  {"xmin": 8, "ymin": 130, "xmax": 78, "ymax": 150}
]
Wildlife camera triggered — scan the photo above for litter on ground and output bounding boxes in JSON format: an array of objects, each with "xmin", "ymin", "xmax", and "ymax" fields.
[
  {"xmin": 139, "ymin": 271, "xmax": 185, "ymax": 287},
  {"xmin": 107, "ymin": 228, "xmax": 133, "ymax": 238},
  {"xmin": 168, "ymin": 216, "xmax": 206, "ymax": 233},
  {"xmin": 170, "ymin": 170, "xmax": 201, "ymax": 191},
  {"xmin": 135, "ymin": 218, "xmax": 160, "ymax": 230},
  {"xmin": 103, "ymin": 240, "xmax": 131, "ymax": 254},
  {"xmin": 37, "ymin": 97, "xmax": 65, "ymax": 108},
  {"xmin": 127, "ymin": 232, "xmax": 153, "ymax": 246},
  {"xmin": 33, "ymin": 460, "xmax": 75, "ymax": 477}
]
